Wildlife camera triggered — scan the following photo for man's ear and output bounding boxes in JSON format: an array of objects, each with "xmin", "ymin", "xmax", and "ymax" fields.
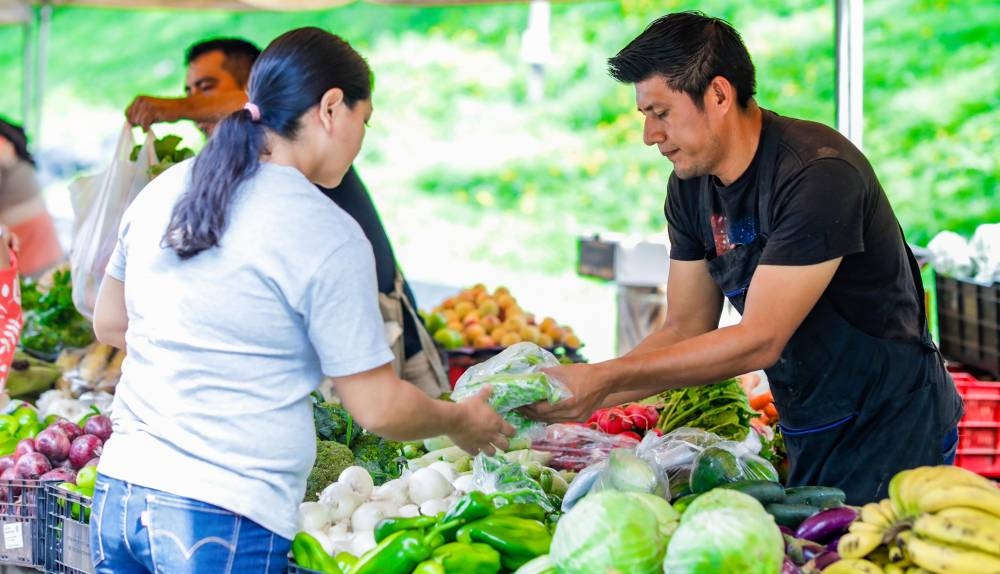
[
  {"xmin": 318, "ymin": 88, "xmax": 346, "ymax": 131},
  {"xmin": 706, "ymin": 76, "xmax": 735, "ymax": 113}
]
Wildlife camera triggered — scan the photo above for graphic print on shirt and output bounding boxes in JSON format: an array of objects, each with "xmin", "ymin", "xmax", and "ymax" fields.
[{"xmin": 710, "ymin": 210, "xmax": 757, "ymax": 256}]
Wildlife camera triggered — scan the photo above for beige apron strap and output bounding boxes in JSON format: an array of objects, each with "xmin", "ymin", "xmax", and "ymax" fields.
[
  {"xmin": 396, "ymin": 269, "xmax": 451, "ymax": 396},
  {"xmin": 377, "ymin": 275, "xmax": 406, "ymax": 377}
]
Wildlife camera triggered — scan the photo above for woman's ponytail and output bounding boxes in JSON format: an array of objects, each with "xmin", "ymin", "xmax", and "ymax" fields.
[{"xmin": 162, "ymin": 106, "xmax": 264, "ymax": 259}]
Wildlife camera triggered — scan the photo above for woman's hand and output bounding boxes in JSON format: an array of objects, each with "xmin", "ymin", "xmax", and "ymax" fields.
[
  {"xmin": 447, "ymin": 386, "xmax": 516, "ymax": 455},
  {"xmin": 520, "ymin": 363, "xmax": 609, "ymax": 423}
]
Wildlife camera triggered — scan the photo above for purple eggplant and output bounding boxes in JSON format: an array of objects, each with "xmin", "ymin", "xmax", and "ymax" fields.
[
  {"xmin": 826, "ymin": 534, "xmax": 843, "ymax": 552},
  {"xmin": 795, "ymin": 506, "xmax": 858, "ymax": 543},
  {"xmin": 801, "ymin": 541, "xmax": 827, "ymax": 562},
  {"xmin": 782, "ymin": 558, "xmax": 803, "ymax": 574},
  {"xmin": 779, "ymin": 525, "xmax": 795, "ymax": 536},
  {"xmin": 814, "ymin": 551, "xmax": 840, "ymax": 571}
]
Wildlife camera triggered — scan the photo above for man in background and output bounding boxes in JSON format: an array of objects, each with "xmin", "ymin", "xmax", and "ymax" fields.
[{"xmin": 125, "ymin": 37, "xmax": 449, "ymax": 395}]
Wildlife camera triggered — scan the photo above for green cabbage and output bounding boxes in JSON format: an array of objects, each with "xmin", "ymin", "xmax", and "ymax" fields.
[
  {"xmin": 663, "ymin": 489, "xmax": 784, "ymax": 574},
  {"xmin": 550, "ymin": 490, "xmax": 669, "ymax": 574}
]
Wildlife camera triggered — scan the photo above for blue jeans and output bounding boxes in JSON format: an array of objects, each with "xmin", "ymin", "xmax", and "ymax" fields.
[
  {"xmin": 942, "ymin": 426, "xmax": 959, "ymax": 465},
  {"xmin": 90, "ymin": 474, "xmax": 290, "ymax": 574}
]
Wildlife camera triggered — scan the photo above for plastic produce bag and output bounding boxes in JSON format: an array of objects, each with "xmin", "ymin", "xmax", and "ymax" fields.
[
  {"xmin": 69, "ymin": 124, "xmax": 156, "ymax": 320},
  {"xmin": 969, "ymin": 223, "xmax": 1000, "ymax": 284},
  {"xmin": 688, "ymin": 439, "xmax": 779, "ymax": 494},
  {"xmin": 634, "ymin": 428, "xmax": 723, "ymax": 498},
  {"xmin": 927, "ymin": 230, "xmax": 976, "ymax": 279},
  {"xmin": 590, "ymin": 448, "xmax": 667, "ymax": 498},
  {"xmin": 472, "ymin": 451, "xmax": 555, "ymax": 512},
  {"xmin": 452, "ymin": 342, "xmax": 571, "ymax": 439},
  {"xmin": 531, "ymin": 423, "xmax": 640, "ymax": 471}
]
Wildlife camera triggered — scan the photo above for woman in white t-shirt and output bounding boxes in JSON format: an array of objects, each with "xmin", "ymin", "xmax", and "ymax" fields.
[{"xmin": 90, "ymin": 27, "xmax": 513, "ymax": 574}]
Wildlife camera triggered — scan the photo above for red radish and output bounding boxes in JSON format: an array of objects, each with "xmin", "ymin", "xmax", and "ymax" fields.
[
  {"xmin": 36, "ymin": 428, "xmax": 72, "ymax": 463},
  {"xmin": 83, "ymin": 415, "xmax": 113, "ymax": 442},
  {"xmin": 603, "ymin": 409, "xmax": 626, "ymax": 434},
  {"xmin": 49, "ymin": 419, "xmax": 84, "ymax": 442},
  {"xmin": 623, "ymin": 404, "xmax": 654, "ymax": 430},
  {"xmin": 0, "ymin": 456, "xmax": 14, "ymax": 475},
  {"xmin": 14, "ymin": 452, "xmax": 52, "ymax": 480},
  {"xmin": 619, "ymin": 430, "xmax": 642, "ymax": 441},
  {"xmin": 39, "ymin": 468, "xmax": 76, "ymax": 483},
  {"xmin": 595, "ymin": 409, "xmax": 612, "ymax": 433},
  {"xmin": 14, "ymin": 438, "xmax": 36, "ymax": 461},
  {"xmin": 68, "ymin": 435, "xmax": 104, "ymax": 469}
]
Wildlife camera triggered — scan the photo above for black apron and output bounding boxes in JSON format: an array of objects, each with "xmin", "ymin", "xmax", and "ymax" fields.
[{"xmin": 699, "ymin": 118, "xmax": 963, "ymax": 504}]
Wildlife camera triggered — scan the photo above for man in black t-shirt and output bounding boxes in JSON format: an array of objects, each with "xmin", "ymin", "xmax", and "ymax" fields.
[{"xmin": 526, "ymin": 11, "xmax": 961, "ymax": 503}]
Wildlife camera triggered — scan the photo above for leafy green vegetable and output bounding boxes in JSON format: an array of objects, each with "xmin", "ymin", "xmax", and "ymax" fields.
[
  {"xmin": 550, "ymin": 490, "xmax": 669, "ymax": 574},
  {"xmin": 20, "ymin": 269, "xmax": 94, "ymax": 356},
  {"xmin": 655, "ymin": 378, "xmax": 755, "ymax": 440},
  {"xmin": 131, "ymin": 135, "xmax": 195, "ymax": 177},
  {"xmin": 312, "ymin": 399, "xmax": 357, "ymax": 447},
  {"xmin": 311, "ymin": 397, "xmax": 405, "ymax": 485}
]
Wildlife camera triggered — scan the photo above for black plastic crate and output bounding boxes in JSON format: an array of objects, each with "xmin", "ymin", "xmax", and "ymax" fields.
[
  {"xmin": 937, "ymin": 273, "xmax": 1000, "ymax": 378},
  {"xmin": 0, "ymin": 477, "xmax": 47, "ymax": 570},
  {"xmin": 43, "ymin": 483, "xmax": 93, "ymax": 574}
]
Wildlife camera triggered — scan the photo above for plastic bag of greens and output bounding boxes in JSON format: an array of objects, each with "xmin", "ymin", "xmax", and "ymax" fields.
[
  {"xmin": 452, "ymin": 342, "xmax": 570, "ymax": 439},
  {"xmin": 472, "ymin": 451, "xmax": 555, "ymax": 513},
  {"xmin": 531, "ymin": 422, "xmax": 641, "ymax": 471}
]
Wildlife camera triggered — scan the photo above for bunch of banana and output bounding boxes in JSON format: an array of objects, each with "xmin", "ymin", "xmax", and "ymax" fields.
[
  {"xmin": 835, "ymin": 498, "xmax": 912, "ymax": 572},
  {"xmin": 892, "ymin": 465, "xmax": 1000, "ymax": 574}
]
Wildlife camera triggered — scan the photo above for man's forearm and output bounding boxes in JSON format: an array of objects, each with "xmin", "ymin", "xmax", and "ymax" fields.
[{"xmin": 599, "ymin": 323, "xmax": 777, "ymax": 404}]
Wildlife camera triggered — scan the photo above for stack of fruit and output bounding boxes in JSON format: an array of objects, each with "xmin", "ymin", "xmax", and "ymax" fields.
[
  {"xmin": 423, "ymin": 284, "xmax": 582, "ymax": 351},
  {"xmin": 827, "ymin": 465, "xmax": 1000, "ymax": 574}
]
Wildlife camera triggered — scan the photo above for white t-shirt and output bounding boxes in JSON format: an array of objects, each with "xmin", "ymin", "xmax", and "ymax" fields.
[{"xmin": 99, "ymin": 160, "xmax": 393, "ymax": 539}]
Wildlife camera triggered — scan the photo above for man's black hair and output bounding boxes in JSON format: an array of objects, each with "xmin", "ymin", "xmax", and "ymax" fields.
[
  {"xmin": 185, "ymin": 38, "xmax": 262, "ymax": 88},
  {"xmin": 608, "ymin": 11, "xmax": 757, "ymax": 110}
]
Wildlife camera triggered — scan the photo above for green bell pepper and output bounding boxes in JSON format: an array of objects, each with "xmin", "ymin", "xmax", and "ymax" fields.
[
  {"xmin": 291, "ymin": 532, "xmax": 342, "ymax": 574},
  {"xmin": 373, "ymin": 514, "xmax": 439, "ymax": 543},
  {"xmin": 442, "ymin": 491, "xmax": 494, "ymax": 524},
  {"xmin": 351, "ymin": 529, "xmax": 440, "ymax": 574},
  {"xmin": 456, "ymin": 516, "xmax": 552, "ymax": 571},
  {"xmin": 431, "ymin": 542, "xmax": 502, "ymax": 574},
  {"xmin": 334, "ymin": 551, "xmax": 357, "ymax": 572},
  {"xmin": 413, "ymin": 560, "xmax": 446, "ymax": 574},
  {"xmin": 492, "ymin": 503, "xmax": 546, "ymax": 522}
]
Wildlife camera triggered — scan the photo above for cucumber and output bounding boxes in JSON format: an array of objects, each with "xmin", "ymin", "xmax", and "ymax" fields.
[
  {"xmin": 672, "ymin": 493, "xmax": 701, "ymax": 514},
  {"xmin": 765, "ymin": 503, "xmax": 820, "ymax": 529},
  {"xmin": 783, "ymin": 486, "xmax": 846, "ymax": 509},
  {"xmin": 718, "ymin": 480, "xmax": 787, "ymax": 505}
]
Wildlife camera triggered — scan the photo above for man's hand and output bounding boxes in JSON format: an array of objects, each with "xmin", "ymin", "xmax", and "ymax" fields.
[
  {"xmin": 126, "ymin": 96, "xmax": 181, "ymax": 129},
  {"xmin": 520, "ymin": 363, "xmax": 609, "ymax": 423}
]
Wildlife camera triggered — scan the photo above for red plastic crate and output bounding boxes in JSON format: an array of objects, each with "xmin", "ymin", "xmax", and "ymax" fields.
[
  {"xmin": 954, "ymin": 450, "xmax": 1000, "ymax": 478},
  {"xmin": 958, "ymin": 423, "xmax": 1000, "ymax": 450},
  {"xmin": 954, "ymin": 379, "xmax": 1000, "ymax": 423},
  {"xmin": 953, "ymin": 372, "xmax": 1000, "ymax": 478}
]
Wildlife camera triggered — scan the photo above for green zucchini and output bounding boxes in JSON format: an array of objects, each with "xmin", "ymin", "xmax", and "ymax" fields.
[
  {"xmin": 765, "ymin": 503, "xmax": 820, "ymax": 529},
  {"xmin": 718, "ymin": 480, "xmax": 787, "ymax": 505},
  {"xmin": 783, "ymin": 486, "xmax": 846, "ymax": 509}
]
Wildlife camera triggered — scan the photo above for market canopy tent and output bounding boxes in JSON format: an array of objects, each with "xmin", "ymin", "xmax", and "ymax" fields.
[{"xmin": 1, "ymin": 0, "xmax": 865, "ymax": 149}]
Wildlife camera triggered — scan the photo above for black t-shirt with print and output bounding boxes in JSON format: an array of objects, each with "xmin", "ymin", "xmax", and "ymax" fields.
[{"xmin": 665, "ymin": 109, "xmax": 923, "ymax": 341}]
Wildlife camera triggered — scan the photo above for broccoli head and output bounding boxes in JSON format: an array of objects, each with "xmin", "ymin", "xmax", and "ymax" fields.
[
  {"xmin": 352, "ymin": 432, "xmax": 405, "ymax": 485},
  {"xmin": 304, "ymin": 440, "xmax": 355, "ymax": 501}
]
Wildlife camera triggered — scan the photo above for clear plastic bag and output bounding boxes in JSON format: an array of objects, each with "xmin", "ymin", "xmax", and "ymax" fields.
[
  {"xmin": 471, "ymin": 451, "xmax": 555, "ymax": 513},
  {"xmin": 687, "ymin": 439, "xmax": 779, "ymax": 494},
  {"xmin": 69, "ymin": 124, "xmax": 156, "ymax": 320},
  {"xmin": 531, "ymin": 423, "xmax": 640, "ymax": 471},
  {"xmin": 452, "ymin": 342, "xmax": 571, "ymax": 438},
  {"xmin": 634, "ymin": 428, "xmax": 723, "ymax": 497}
]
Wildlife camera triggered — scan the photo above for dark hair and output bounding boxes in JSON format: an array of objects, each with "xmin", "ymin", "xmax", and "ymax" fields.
[
  {"xmin": 608, "ymin": 11, "xmax": 756, "ymax": 110},
  {"xmin": 185, "ymin": 38, "xmax": 262, "ymax": 89},
  {"xmin": 0, "ymin": 116, "xmax": 35, "ymax": 167},
  {"xmin": 163, "ymin": 27, "xmax": 372, "ymax": 260}
]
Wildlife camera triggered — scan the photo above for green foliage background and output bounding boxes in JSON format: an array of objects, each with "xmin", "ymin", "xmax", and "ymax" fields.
[{"xmin": 0, "ymin": 0, "xmax": 995, "ymax": 276}]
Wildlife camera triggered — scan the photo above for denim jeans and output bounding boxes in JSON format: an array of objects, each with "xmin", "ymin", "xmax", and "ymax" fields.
[
  {"xmin": 942, "ymin": 426, "xmax": 959, "ymax": 465},
  {"xmin": 90, "ymin": 474, "xmax": 290, "ymax": 574}
]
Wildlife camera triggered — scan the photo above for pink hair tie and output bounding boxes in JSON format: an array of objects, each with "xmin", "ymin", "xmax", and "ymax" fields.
[{"xmin": 243, "ymin": 102, "xmax": 261, "ymax": 122}]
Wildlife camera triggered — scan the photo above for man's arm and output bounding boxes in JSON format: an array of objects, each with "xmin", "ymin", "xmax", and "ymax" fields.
[
  {"xmin": 125, "ymin": 91, "xmax": 248, "ymax": 129},
  {"xmin": 526, "ymin": 258, "xmax": 841, "ymax": 422},
  {"xmin": 601, "ymin": 258, "xmax": 723, "ymax": 406}
]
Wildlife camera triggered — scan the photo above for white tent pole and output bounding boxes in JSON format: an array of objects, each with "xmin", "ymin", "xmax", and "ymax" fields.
[
  {"xmin": 835, "ymin": 0, "xmax": 864, "ymax": 149},
  {"xmin": 21, "ymin": 12, "xmax": 34, "ymax": 129},
  {"xmin": 32, "ymin": 2, "xmax": 51, "ymax": 145}
]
